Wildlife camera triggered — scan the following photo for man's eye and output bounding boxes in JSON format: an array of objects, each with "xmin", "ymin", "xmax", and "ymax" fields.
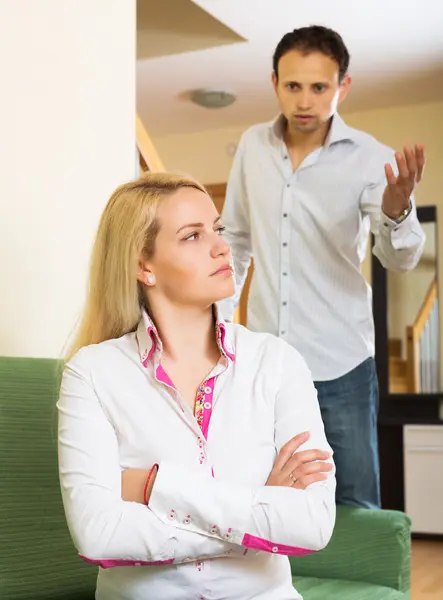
[
  {"xmin": 287, "ymin": 83, "xmax": 299, "ymax": 91},
  {"xmin": 314, "ymin": 84, "xmax": 326, "ymax": 92}
]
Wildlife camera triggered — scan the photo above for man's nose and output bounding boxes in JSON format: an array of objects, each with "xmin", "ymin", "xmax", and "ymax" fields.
[{"xmin": 296, "ymin": 90, "xmax": 313, "ymax": 111}]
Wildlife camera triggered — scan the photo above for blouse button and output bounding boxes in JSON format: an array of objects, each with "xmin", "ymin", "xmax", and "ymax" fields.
[
  {"xmin": 204, "ymin": 386, "xmax": 212, "ymax": 394},
  {"xmin": 272, "ymin": 546, "xmax": 278, "ymax": 553},
  {"xmin": 203, "ymin": 401, "xmax": 211, "ymax": 410}
]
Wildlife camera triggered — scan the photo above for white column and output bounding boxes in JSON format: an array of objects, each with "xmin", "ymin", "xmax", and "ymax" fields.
[{"xmin": 0, "ymin": 0, "xmax": 136, "ymax": 357}]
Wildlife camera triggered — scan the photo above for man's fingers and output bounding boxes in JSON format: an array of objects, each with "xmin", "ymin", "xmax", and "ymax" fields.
[
  {"xmin": 403, "ymin": 144, "xmax": 417, "ymax": 180},
  {"xmin": 274, "ymin": 431, "xmax": 310, "ymax": 470},
  {"xmin": 384, "ymin": 162, "xmax": 397, "ymax": 186},
  {"xmin": 395, "ymin": 151, "xmax": 409, "ymax": 180},
  {"xmin": 415, "ymin": 143, "xmax": 426, "ymax": 183}
]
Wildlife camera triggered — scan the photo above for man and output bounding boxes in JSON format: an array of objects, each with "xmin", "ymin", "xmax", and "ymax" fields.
[{"xmin": 220, "ymin": 25, "xmax": 426, "ymax": 509}]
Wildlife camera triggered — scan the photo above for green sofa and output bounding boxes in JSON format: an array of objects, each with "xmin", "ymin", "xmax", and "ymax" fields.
[{"xmin": 0, "ymin": 357, "xmax": 411, "ymax": 599}]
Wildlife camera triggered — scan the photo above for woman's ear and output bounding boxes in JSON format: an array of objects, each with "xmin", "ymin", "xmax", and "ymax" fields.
[{"xmin": 137, "ymin": 260, "xmax": 156, "ymax": 287}]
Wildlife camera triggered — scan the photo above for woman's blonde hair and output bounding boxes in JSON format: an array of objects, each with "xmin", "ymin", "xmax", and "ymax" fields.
[{"xmin": 66, "ymin": 171, "xmax": 206, "ymax": 362}]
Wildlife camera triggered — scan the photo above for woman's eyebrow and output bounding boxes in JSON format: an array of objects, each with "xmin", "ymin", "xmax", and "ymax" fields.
[{"xmin": 176, "ymin": 216, "xmax": 221, "ymax": 234}]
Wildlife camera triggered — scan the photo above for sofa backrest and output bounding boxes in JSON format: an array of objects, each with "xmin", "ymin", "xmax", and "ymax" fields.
[{"xmin": 0, "ymin": 357, "xmax": 97, "ymax": 599}]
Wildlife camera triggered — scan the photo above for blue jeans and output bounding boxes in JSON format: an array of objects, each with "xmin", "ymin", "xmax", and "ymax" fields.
[{"xmin": 314, "ymin": 357, "xmax": 381, "ymax": 509}]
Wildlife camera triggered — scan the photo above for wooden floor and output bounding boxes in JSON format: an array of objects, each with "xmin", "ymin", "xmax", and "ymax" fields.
[{"xmin": 411, "ymin": 539, "xmax": 443, "ymax": 599}]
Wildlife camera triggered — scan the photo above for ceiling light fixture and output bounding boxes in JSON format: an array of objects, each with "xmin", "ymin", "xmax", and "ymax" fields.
[{"xmin": 190, "ymin": 88, "xmax": 236, "ymax": 109}]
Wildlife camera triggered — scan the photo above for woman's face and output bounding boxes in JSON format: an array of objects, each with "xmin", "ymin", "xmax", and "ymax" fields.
[{"xmin": 140, "ymin": 187, "xmax": 234, "ymax": 308}]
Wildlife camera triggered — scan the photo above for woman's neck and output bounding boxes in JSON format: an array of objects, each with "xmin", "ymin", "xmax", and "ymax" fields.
[{"xmin": 149, "ymin": 302, "xmax": 218, "ymax": 362}]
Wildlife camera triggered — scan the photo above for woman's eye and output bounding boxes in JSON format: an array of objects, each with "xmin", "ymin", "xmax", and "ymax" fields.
[
  {"xmin": 217, "ymin": 226, "xmax": 226, "ymax": 236},
  {"xmin": 184, "ymin": 232, "xmax": 199, "ymax": 241}
]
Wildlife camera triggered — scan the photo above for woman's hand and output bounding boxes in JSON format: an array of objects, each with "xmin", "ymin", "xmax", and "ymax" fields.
[
  {"xmin": 121, "ymin": 467, "xmax": 157, "ymax": 504},
  {"xmin": 266, "ymin": 431, "xmax": 332, "ymax": 490}
]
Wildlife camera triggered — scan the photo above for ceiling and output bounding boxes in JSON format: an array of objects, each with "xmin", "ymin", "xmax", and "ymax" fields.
[
  {"xmin": 137, "ymin": 0, "xmax": 244, "ymax": 60},
  {"xmin": 136, "ymin": 0, "xmax": 443, "ymax": 137}
]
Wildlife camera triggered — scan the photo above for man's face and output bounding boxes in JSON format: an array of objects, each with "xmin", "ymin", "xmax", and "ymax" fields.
[{"xmin": 272, "ymin": 50, "xmax": 350, "ymax": 134}]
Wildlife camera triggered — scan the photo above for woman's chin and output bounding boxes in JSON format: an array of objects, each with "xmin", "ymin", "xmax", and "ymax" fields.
[{"xmin": 211, "ymin": 280, "xmax": 235, "ymax": 304}]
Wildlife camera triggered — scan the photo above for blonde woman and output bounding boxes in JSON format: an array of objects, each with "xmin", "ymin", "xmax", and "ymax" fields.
[{"xmin": 58, "ymin": 172, "xmax": 336, "ymax": 600}]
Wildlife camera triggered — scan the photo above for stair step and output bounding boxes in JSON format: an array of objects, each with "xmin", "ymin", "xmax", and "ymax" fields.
[
  {"xmin": 390, "ymin": 357, "xmax": 407, "ymax": 378},
  {"xmin": 389, "ymin": 338, "xmax": 402, "ymax": 358},
  {"xmin": 389, "ymin": 377, "xmax": 409, "ymax": 394}
]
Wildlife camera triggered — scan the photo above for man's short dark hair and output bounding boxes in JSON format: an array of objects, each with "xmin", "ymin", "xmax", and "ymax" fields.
[{"xmin": 273, "ymin": 25, "xmax": 350, "ymax": 82}]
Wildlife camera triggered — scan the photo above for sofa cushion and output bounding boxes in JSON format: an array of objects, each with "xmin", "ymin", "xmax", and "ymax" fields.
[
  {"xmin": 0, "ymin": 357, "xmax": 97, "ymax": 599},
  {"xmin": 294, "ymin": 576, "xmax": 407, "ymax": 600},
  {"xmin": 289, "ymin": 505, "xmax": 411, "ymax": 592}
]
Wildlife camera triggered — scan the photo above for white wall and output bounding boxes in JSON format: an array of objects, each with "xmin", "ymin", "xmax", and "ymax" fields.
[{"xmin": 0, "ymin": 0, "xmax": 136, "ymax": 357}]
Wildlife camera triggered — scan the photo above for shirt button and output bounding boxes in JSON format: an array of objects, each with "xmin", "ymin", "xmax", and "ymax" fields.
[
  {"xmin": 204, "ymin": 401, "xmax": 211, "ymax": 410},
  {"xmin": 283, "ymin": 272, "xmax": 288, "ymax": 276},
  {"xmin": 283, "ymin": 213, "xmax": 288, "ymax": 217},
  {"xmin": 286, "ymin": 183, "xmax": 290, "ymax": 188},
  {"xmin": 204, "ymin": 386, "xmax": 212, "ymax": 394},
  {"xmin": 284, "ymin": 155, "xmax": 288, "ymax": 160},
  {"xmin": 282, "ymin": 301, "xmax": 287, "ymax": 306},
  {"xmin": 282, "ymin": 242, "xmax": 287, "ymax": 247},
  {"xmin": 272, "ymin": 546, "xmax": 279, "ymax": 553},
  {"xmin": 281, "ymin": 331, "xmax": 286, "ymax": 335}
]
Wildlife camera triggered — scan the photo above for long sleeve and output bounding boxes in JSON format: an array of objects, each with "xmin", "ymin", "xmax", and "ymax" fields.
[
  {"xmin": 360, "ymin": 150, "xmax": 426, "ymax": 272},
  {"xmin": 57, "ymin": 353, "xmax": 246, "ymax": 567},
  {"xmin": 149, "ymin": 341, "xmax": 336, "ymax": 556},
  {"xmin": 218, "ymin": 138, "xmax": 252, "ymax": 321}
]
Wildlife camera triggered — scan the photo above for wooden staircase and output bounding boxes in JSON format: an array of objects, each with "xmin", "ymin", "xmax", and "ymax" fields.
[{"xmin": 389, "ymin": 338, "xmax": 408, "ymax": 393}]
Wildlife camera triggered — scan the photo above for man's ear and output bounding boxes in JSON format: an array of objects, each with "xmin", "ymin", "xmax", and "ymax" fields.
[
  {"xmin": 271, "ymin": 71, "xmax": 278, "ymax": 94},
  {"xmin": 338, "ymin": 73, "xmax": 352, "ymax": 104}
]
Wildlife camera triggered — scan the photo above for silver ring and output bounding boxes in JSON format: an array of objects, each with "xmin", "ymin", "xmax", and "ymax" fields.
[{"xmin": 289, "ymin": 472, "xmax": 297, "ymax": 486}]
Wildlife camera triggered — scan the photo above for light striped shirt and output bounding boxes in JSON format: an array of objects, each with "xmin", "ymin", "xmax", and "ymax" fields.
[{"xmin": 220, "ymin": 114, "xmax": 425, "ymax": 380}]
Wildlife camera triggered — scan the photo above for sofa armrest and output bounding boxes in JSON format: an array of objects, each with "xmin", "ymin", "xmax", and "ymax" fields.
[{"xmin": 289, "ymin": 506, "xmax": 411, "ymax": 592}]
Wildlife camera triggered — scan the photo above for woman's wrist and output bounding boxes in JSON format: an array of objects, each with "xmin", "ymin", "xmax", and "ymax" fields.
[
  {"xmin": 143, "ymin": 464, "xmax": 158, "ymax": 505},
  {"xmin": 121, "ymin": 465, "xmax": 158, "ymax": 504}
]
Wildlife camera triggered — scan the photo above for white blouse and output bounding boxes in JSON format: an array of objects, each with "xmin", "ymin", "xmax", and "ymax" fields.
[{"xmin": 57, "ymin": 307, "xmax": 336, "ymax": 600}]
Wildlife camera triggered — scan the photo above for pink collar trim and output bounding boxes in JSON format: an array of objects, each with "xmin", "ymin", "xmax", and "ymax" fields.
[{"xmin": 136, "ymin": 305, "xmax": 235, "ymax": 367}]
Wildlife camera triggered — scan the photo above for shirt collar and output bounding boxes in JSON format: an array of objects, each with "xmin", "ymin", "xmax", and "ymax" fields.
[
  {"xmin": 136, "ymin": 305, "xmax": 236, "ymax": 368},
  {"xmin": 269, "ymin": 113, "xmax": 357, "ymax": 148}
]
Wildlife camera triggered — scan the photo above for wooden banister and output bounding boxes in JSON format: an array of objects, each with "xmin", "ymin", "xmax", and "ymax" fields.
[
  {"xmin": 406, "ymin": 278, "xmax": 438, "ymax": 392},
  {"xmin": 136, "ymin": 113, "xmax": 165, "ymax": 172},
  {"xmin": 414, "ymin": 278, "xmax": 437, "ymax": 334}
]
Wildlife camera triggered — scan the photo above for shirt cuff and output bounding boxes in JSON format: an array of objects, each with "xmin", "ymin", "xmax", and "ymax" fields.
[
  {"xmin": 380, "ymin": 203, "xmax": 415, "ymax": 231},
  {"xmin": 148, "ymin": 460, "xmax": 252, "ymax": 546}
]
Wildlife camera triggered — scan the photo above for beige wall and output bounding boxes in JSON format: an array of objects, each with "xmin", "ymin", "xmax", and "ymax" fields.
[{"xmin": 0, "ymin": 0, "xmax": 136, "ymax": 357}]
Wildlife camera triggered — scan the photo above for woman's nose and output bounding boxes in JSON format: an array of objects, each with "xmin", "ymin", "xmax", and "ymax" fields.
[{"xmin": 211, "ymin": 233, "xmax": 230, "ymax": 257}]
